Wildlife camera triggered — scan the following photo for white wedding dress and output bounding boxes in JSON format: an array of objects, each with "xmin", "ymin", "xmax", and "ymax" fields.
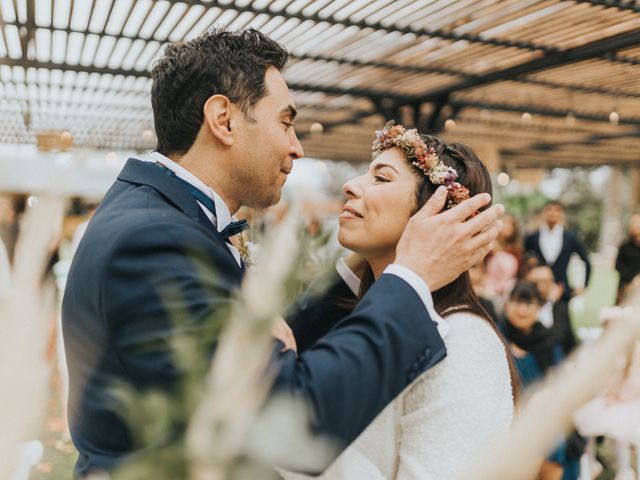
[{"xmin": 281, "ymin": 311, "xmax": 514, "ymax": 480}]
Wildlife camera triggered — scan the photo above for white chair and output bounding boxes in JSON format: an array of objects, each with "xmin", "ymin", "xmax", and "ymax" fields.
[{"xmin": 10, "ymin": 440, "xmax": 43, "ymax": 480}]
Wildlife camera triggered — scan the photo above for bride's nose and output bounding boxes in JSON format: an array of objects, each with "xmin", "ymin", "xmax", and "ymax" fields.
[{"xmin": 342, "ymin": 178, "xmax": 360, "ymax": 199}]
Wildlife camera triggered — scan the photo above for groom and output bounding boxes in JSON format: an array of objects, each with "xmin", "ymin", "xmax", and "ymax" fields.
[{"xmin": 62, "ymin": 29, "xmax": 504, "ymax": 477}]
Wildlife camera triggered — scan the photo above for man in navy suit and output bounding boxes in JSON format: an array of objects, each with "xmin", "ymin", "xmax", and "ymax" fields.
[
  {"xmin": 62, "ymin": 29, "xmax": 504, "ymax": 477},
  {"xmin": 524, "ymin": 201, "xmax": 591, "ymax": 301}
]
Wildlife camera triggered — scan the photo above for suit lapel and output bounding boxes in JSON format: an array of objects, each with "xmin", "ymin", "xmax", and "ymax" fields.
[
  {"xmin": 118, "ymin": 159, "xmax": 199, "ymax": 220},
  {"xmin": 194, "ymin": 206, "xmax": 243, "ymax": 270},
  {"xmin": 118, "ymin": 158, "xmax": 243, "ymax": 273}
]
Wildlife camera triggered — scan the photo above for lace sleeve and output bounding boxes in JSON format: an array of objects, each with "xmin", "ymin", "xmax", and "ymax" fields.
[{"xmin": 395, "ymin": 313, "xmax": 514, "ymax": 480}]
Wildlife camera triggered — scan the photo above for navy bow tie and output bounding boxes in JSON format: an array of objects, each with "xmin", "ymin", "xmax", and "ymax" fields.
[
  {"xmin": 154, "ymin": 161, "xmax": 249, "ymax": 240},
  {"xmin": 219, "ymin": 219, "xmax": 249, "ymax": 240}
]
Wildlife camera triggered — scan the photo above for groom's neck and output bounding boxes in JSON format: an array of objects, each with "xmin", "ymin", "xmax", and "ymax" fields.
[{"xmin": 170, "ymin": 148, "xmax": 239, "ymax": 215}]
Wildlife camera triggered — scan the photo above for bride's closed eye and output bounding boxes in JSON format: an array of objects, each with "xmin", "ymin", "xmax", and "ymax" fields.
[{"xmin": 375, "ymin": 175, "xmax": 390, "ymax": 183}]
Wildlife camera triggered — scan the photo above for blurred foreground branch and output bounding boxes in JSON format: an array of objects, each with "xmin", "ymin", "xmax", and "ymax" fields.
[
  {"xmin": 464, "ymin": 289, "xmax": 640, "ymax": 480},
  {"xmin": 0, "ymin": 196, "xmax": 65, "ymax": 478}
]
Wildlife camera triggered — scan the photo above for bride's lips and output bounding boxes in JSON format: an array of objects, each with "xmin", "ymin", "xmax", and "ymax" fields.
[{"xmin": 340, "ymin": 205, "xmax": 363, "ymax": 219}]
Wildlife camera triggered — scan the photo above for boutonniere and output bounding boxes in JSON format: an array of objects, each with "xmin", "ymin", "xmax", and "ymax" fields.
[{"xmin": 236, "ymin": 233, "xmax": 254, "ymax": 267}]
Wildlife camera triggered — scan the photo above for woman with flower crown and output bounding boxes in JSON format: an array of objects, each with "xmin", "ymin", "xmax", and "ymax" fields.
[{"xmin": 281, "ymin": 122, "xmax": 517, "ymax": 480}]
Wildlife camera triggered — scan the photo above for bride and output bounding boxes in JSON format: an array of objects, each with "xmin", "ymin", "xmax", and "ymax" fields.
[{"xmin": 282, "ymin": 122, "xmax": 518, "ymax": 479}]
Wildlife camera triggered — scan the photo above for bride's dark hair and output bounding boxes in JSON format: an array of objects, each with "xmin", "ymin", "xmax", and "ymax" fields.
[{"xmin": 357, "ymin": 135, "xmax": 521, "ymax": 401}]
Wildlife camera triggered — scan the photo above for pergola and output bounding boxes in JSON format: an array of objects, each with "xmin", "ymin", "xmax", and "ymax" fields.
[{"xmin": 0, "ymin": 0, "xmax": 639, "ymax": 170}]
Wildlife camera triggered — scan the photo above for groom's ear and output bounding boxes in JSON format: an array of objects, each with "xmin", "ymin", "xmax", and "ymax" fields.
[{"xmin": 203, "ymin": 95, "xmax": 234, "ymax": 147}]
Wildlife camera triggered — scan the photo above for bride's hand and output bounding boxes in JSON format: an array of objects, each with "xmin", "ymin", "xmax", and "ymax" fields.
[{"xmin": 272, "ymin": 316, "xmax": 297, "ymax": 354}]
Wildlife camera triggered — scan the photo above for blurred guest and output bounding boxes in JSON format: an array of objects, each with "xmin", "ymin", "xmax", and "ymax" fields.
[
  {"xmin": 526, "ymin": 265, "xmax": 577, "ymax": 355},
  {"xmin": 503, "ymin": 281, "xmax": 580, "ymax": 480},
  {"xmin": 574, "ymin": 307, "xmax": 640, "ymax": 480},
  {"xmin": 524, "ymin": 201, "xmax": 591, "ymax": 301},
  {"xmin": 469, "ymin": 262, "xmax": 501, "ymax": 326},
  {"xmin": 485, "ymin": 216, "xmax": 521, "ymax": 312},
  {"xmin": 520, "ymin": 251, "xmax": 542, "ymax": 279},
  {"xmin": 615, "ymin": 213, "xmax": 640, "ymax": 301},
  {"xmin": 498, "ymin": 213, "xmax": 524, "ymax": 264},
  {"xmin": 0, "ymin": 196, "xmax": 18, "ymax": 263}
]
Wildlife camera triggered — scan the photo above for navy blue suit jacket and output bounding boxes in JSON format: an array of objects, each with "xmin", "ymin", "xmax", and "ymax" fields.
[
  {"xmin": 524, "ymin": 229, "xmax": 591, "ymax": 299},
  {"xmin": 62, "ymin": 159, "xmax": 446, "ymax": 476}
]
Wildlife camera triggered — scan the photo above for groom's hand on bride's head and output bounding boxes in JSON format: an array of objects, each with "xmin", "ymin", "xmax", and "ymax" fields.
[{"xmin": 395, "ymin": 188, "xmax": 504, "ymax": 291}]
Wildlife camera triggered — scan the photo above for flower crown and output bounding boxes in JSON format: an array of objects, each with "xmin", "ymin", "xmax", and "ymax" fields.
[{"xmin": 372, "ymin": 121, "xmax": 470, "ymax": 209}]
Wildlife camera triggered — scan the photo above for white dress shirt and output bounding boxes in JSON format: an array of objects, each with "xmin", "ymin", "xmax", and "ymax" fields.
[
  {"xmin": 538, "ymin": 300, "xmax": 554, "ymax": 328},
  {"xmin": 539, "ymin": 224, "xmax": 564, "ymax": 265},
  {"xmin": 335, "ymin": 257, "xmax": 448, "ymax": 338},
  {"xmin": 147, "ymin": 152, "xmax": 242, "ymax": 267}
]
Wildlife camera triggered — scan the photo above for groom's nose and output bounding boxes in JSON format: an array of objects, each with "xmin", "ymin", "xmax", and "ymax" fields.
[{"xmin": 290, "ymin": 129, "xmax": 304, "ymax": 159}]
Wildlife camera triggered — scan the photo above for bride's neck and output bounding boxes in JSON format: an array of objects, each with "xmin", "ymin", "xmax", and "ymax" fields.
[{"xmin": 367, "ymin": 251, "xmax": 396, "ymax": 279}]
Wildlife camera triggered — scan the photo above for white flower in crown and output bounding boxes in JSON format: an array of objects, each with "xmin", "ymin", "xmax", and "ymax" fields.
[{"xmin": 428, "ymin": 164, "xmax": 458, "ymax": 185}]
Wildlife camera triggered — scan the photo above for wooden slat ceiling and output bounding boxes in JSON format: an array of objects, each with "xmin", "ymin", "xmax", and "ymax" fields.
[{"xmin": 0, "ymin": 0, "xmax": 638, "ymax": 169}]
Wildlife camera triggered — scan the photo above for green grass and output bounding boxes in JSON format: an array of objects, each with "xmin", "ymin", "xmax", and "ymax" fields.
[{"xmin": 570, "ymin": 265, "xmax": 619, "ymax": 331}]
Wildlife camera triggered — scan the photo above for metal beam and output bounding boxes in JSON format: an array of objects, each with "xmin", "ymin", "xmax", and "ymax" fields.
[
  {"xmin": 370, "ymin": 98, "xmax": 402, "ymax": 125},
  {"xmin": 169, "ymin": 0, "xmax": 638, "ymax": 69},
  {"xmin": 409, "ymin": 28, "xmax": 640, "ymax": 106},
  {"xmin": 293, "ymin": 53, "xmax": 640, "ymax": 99},
  {"xmin": 4, "ymin": 21, "xmax": 638, "ymax": 98},
  {"xmin": 499, "ymin": 155, "xmax": 640, "ymax": 169},
  {"xmin": 0, "ymin": 57, "xmax": 151, "ymax": 78},
  {"xmin": 316, "ymin": 28, "xmax": 640, "ymax": 133},
  {"xmin": 424, "ymin": 95, "xmax": 450, "ymax": 131},
  {"xmin": 7, "ymin": 56, "xmax": 637, "ymax": 111},
  {"xmin": 603, "ymin": 53, "xmax": 640, "ymax": 66},
  {"xmin": 166, "ymin": 0, "xmax": 554, "ymax": 53},
  {"xmin": 451, "ymin": 99, "xmax": 640, "ymax": 126},
  {"xmin": 502, "ymin": 130, "xmax": 640, "ymax": 156},
  {"xmin": 573, "ymin": 0, "xmax": 640, "ymax": 13},
  {"xmin": 19, "ymin": 0, "xmax": 36, "ymax": 61}
]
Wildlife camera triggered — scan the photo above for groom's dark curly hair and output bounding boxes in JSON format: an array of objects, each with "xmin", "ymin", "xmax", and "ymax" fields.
[{"xmin": 151, "ymin": 28, "xmax": 289, "ymax": 156}]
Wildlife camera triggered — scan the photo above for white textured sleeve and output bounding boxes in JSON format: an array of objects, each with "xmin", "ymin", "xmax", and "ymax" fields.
[
  {"xmin": 395, "ymin": 313, "xmax": 514, "ymax": 480},
  {"xmin": 383, "ymin": 264, "xmax": 448, "ymax": 339}
]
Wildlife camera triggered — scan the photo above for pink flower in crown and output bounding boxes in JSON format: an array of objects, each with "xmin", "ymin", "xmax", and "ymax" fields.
[
  {"xmin": 447, "ymin": 182, "xmax": 470, "ymax": 204},
  {"xmin": 412, "ymin": 160, "xmax": 427, "ymax": 174},
  {"xmin": 413, "ymin": 144, "xmax": 426, "ymax": 159},
  {"xmin": 387, "ymin": 124, "xmax": 405, "ymax": 138}
]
